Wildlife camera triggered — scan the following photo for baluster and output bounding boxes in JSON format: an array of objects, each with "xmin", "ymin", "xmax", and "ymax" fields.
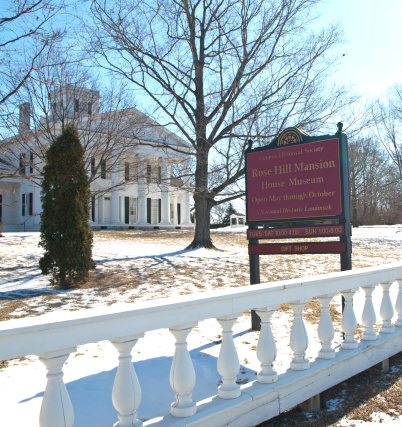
[
  {"xmin": 396, "ymin": 279, "xmax": 402, "ymax": 327},
  {"xmin": 255, "ymin": 306, "xmax": 278, "ymax": 383},
  {"xmin": 361, "ymin": 285, "xmax": 378, "ymax": 340},
  {"xmin": 289, "ymin": 300, "xmax": 310, "ymax": 370},
  {"xmin": 380, "ymin": 281, "xmax": 395, "ymax": 333},
  {"xmin": 341, "ymin": 289, "xmax": 358, "ymax": 349},
  {"xmin": 169, "ymin": 323, "xmax": 197, "ymax": 417},
  {"xmin": 217, "ymin": 314, "xmax": 242, "ymax": 399},
  {"xmin": 38, "ymin": 347, "xmax": 76, "ymax": 427},
  {"xmin": 111, "ymin": 335, "xmax": 143, "ymax": 427},
  {"xmin": 317, "ymin": 294, "xmax": 336, "ymax": 359}
]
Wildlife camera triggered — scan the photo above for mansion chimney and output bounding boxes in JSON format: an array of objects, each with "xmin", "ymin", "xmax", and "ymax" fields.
[{"xmin": 19, "ymin": 103, "xmax": 31, "ymax": 133}]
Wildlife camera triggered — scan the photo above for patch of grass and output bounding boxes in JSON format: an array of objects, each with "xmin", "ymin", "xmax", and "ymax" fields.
[
  {"xmin": 0, "ymin": 356, "xmax": 29, "ymax": 372},
  {"xmin": 3, "ymin": 230, "xmax": 402, "ymax": 323}
]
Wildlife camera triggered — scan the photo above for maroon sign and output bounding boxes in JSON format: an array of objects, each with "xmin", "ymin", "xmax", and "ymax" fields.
[
  {"xmin": 248, "ymin": 242, "xmax": 346, "ymax": 255},
  {"xmin": 247, "ymin": 225, "xmax": 345, "ymax": 240},
  {"xmin": 246, "ymin": 139, "xmax": 342, "ymax": 222}
]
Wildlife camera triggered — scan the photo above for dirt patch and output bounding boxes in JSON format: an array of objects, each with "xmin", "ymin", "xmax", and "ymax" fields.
[
  {"xmin": 0, "ymin": 356, "xmax": 30, "ymax": 372},
  {"xmin": 257, "ymin": 352, "xmax": 402, "ymax": 426},
  {"xmin": 73, "ymin": 270, "xmax": 142, "ymax": 291},
  {"xmin": 0, "ymin": 299, "xmax": 38, "ymax": 321},
  {"xmin": 94, "ymin": 230, "xmax": 195, "ymax": 246}
]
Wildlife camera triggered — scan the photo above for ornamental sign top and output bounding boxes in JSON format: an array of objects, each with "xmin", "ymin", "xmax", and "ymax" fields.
[{"xmin": 277, "ymin": 127, "xmax": 311, "ymax": 146}]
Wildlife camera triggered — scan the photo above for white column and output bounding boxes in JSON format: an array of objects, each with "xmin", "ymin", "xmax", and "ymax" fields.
[
  {"xmin": 119, "ymin": 196, "xmax": 124, "ymax": 223},
  {"xmin": 171, "ymin": 194, "xmax": 177, "ymax": 225},
  {"xmin": 181, "ymin": 159, "xmax": 192, "ymax": 225},
  {"xmin": 216, "ymin": 314, "xmax": 242, "ymax": 399},
  {"xmin": 396, "ymin": 279, "xmax": 402, "ymax": 327},
  {"xmin": 33, "ymin": 182, "xmax": 40, "ymax": 225},
  {"xmin": 181, "ymin": 190, "xmax": 191, "ymax": 225},
  {"xmin": 361, "ymin": 285, "xmax": 378, "ymax": 341},
  {"xmin": 38, "ymin": 347, "xmax": 76, "ymax": 427},
  {"xmin": 89, "ymin": 194, "xmax": 94, "ymax": 225},
  {"xmin": 99, "ymin": 196, "xmax": 104, "ymax": 224},
  {"xmin": 289, "ymin": 300, "xmax": 310, "ymax": 370},
  {"xmin": 169, "ymin": 323, "xmax": 197, "ymax": 417},
  {"xmin": 18, "ymin": 183, "xmax": 24, "ymax": 224},
  {"xmin": 341, "ymin": 289, "xmax": 358, "ymax": 349},
  {"xmin": 255, "ymin": 306, "xmax": 278, "ymax": 383},
  {"xmin": 111, "ymin": 189, "xmax": 120, "ymax": 224},
  {"xmin": 160, "ymin": 158, "xmax": 171, "ymax": 225},
  {"xmin": 380, "ymin": 281, "xmax": 395, "ymax": 333},
  {"xmin": 111, "ymin": 161, "xmax": 121, "ymax": 224},
  {"xmin": 317, "ymin": 294, "xmax": 336, "ymax": 359},
  {"xmin": 111, "ymin": 335, "xmax": 143, "ymax": 427},
  {"xmin": 94, "ymin": 196, "xmax": 99, "ymax": 224},
  {"xmin": 136, "ymin": 156, "xmax": 147, "ymax": 225}
]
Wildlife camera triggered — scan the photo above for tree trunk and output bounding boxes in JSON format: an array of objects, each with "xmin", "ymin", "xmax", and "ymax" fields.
[
  {"xmin": 187, "ymin": 193, "xmax": 215, "ymax": 249},
  {"xmin": 350, "ymin": 173, "xmax": 359, "ymax": 227},
  {"xmin": 187, "ymin": 145, "xmax": 216, "ymax": 249},
  {"xmin": 59, "ymin": 272, "xmax": 67, "ymax": 290}
]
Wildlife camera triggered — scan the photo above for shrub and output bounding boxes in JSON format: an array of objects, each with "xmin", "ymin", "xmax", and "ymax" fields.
[{"xmin": 39, "ymin": 125, "xmax": 94, "ymax": 289}]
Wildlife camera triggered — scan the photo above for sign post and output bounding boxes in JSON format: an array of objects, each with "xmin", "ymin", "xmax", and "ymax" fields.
[{"xmin": 245, "ymin": 124, "xmax": 351, "ymax": 330}]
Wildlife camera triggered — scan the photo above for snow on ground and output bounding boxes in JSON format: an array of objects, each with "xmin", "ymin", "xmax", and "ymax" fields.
[{"xmin": 0, "ymin": 226, "xmax": 401, "ymax": 426}]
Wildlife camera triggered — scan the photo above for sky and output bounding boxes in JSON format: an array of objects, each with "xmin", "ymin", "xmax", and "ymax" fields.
[{"xmin": 316, "ymin": 0, "xmax": 402, "ymax": 96}]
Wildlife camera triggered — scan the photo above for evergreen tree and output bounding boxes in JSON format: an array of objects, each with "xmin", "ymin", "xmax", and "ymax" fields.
[
  {"xmin": 39, "ymin": 125, "xmax": 94, "ymax": 289},
  {"xmin": 222, "ymin": 202, "xmax": 237, "ymax": 225}
]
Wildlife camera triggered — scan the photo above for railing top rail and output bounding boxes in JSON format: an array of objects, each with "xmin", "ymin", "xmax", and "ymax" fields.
[{"xmin": 1, "ymin": 263, "xmax": 401, "ymax": 360}]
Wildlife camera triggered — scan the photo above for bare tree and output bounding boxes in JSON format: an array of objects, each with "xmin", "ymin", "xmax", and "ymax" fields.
[
  {"xmin": 348, "ymin": 137, "xmax": 397, "ymax": 226},
  {"xmin": 0, "ymin": 59, "xmax": 163, "ymax": 199},
  {"xmin": 210, "ymin": 203, "xmax": 227, "ymax": 225},
  {"xmin": 0, "ymin": 0, "xmax": 64, "ymax": 106},
  {"xmin": 87, "ymin": 0, "xmax": 354, "ymax": 248},
  {"xmin": 373, "ymin": 83, "xmax": 402, "ymax": 181},
  {"xmin": 379, "ymin": 169, "xmax": 402, "ymax": 224}
]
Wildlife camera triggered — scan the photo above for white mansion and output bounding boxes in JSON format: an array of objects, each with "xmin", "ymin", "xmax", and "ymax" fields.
[{"xmin": 0, "ymin": 86, "xmax": 194, "ymax": 232}]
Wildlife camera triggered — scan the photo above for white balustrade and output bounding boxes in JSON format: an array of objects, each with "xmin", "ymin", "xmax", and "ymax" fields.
[
  {"xmin": 289, "ymin": 300, "xmax": 310, "ymax": 370},
  {"xmin": 169, "ymin": 323, "xmax": 197, "ymax": 417},
  {"xmin": 341, "ymin": 289, "xmax": 358, "ymax": 349},
  {"xmin": 380, "ymin": 281, "xmax": 395, "ymax": 333},
  {"xmin": 317, "ymin": 295, "xmax": 335, "ymax": 359},
  {"xmin": 2, "ymin": 265, "xmax": 402, "ymax": 427},
  {"xmin": 361, "ymin": 285, "xmax": 378, "ymax": 341},
  {"xmin": 111, "ymin": 335, "xmax": 143, "ymax": 427},
  {"xmin": 38, "ymin": 347, "xmax": 76, "ymax": 427},
  {"xmin": 255, "ymin": 306, "xmax": 278, "ymax": 383},
  {"xmin": 216, "ymin": 314, "xmax": 241, "ymax": 399},
  {"xmin": 396, "ymin": 279, "xmax": 402, "ymax": 327}
]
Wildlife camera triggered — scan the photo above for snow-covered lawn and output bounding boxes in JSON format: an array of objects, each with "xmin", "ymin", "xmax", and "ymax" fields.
[{"xmin": 0, "ymin": 226, "xmax": 401, "ymax": 426}]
